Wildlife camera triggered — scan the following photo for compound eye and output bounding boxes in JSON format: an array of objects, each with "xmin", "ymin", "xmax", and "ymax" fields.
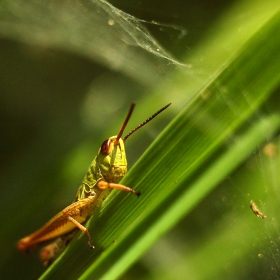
[{"xmin": 101, "ymin": 139, "xmax": 112, "ymax": 155}]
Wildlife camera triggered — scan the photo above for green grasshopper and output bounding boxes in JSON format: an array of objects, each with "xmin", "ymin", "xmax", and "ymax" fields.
[{"xmin": 17, "ymin": 103, "xmax": 171, "ymax": 265}]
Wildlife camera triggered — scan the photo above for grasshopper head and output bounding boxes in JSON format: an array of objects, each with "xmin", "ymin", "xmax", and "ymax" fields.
[
  {"xmin": 96, "ymin": 136, "xmax": 127, "ymax": 183},
  {"xmin": 96, "ymin": 102, "xmax": 171, "ymax": 183}
]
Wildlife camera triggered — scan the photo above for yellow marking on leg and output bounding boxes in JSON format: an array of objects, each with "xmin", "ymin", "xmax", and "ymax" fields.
[
  {"xmin": 97, "ymin": 180, "xmax": 140, "ymax": 196},
  {"xmin": 67, "ymin": 216, "xmax": 94, "ymax": 248}
]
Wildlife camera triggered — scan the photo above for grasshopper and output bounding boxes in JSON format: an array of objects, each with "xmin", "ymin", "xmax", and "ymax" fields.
[{"xmin": 17, "ymin": 103, "xmax": 171, "ymax": 265}]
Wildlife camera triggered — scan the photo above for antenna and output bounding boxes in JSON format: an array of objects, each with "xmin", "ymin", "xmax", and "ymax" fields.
[
  {"xmin": 115, "ymin": 103, "xmax": 135, "ymax": 145},
  {"xmin": 123, "ymin": 103, "xmax": 171, "ymax": 142}
]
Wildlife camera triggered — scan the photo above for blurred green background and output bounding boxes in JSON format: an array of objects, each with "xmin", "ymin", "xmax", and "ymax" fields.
[{"xmin": 1, "ymin": 0, "xmax": 280, "ymax": 279}]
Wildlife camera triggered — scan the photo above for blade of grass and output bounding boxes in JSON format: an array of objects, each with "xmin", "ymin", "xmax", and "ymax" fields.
[{"xmin": 93, "ymin": 113, "xmax": 280, "ymax": 280}]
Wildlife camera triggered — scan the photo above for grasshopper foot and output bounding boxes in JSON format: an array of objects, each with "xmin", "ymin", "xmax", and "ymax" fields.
[{"xmin": 134, "ymin": 190, "xmax": 141, "ymax": 197}]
